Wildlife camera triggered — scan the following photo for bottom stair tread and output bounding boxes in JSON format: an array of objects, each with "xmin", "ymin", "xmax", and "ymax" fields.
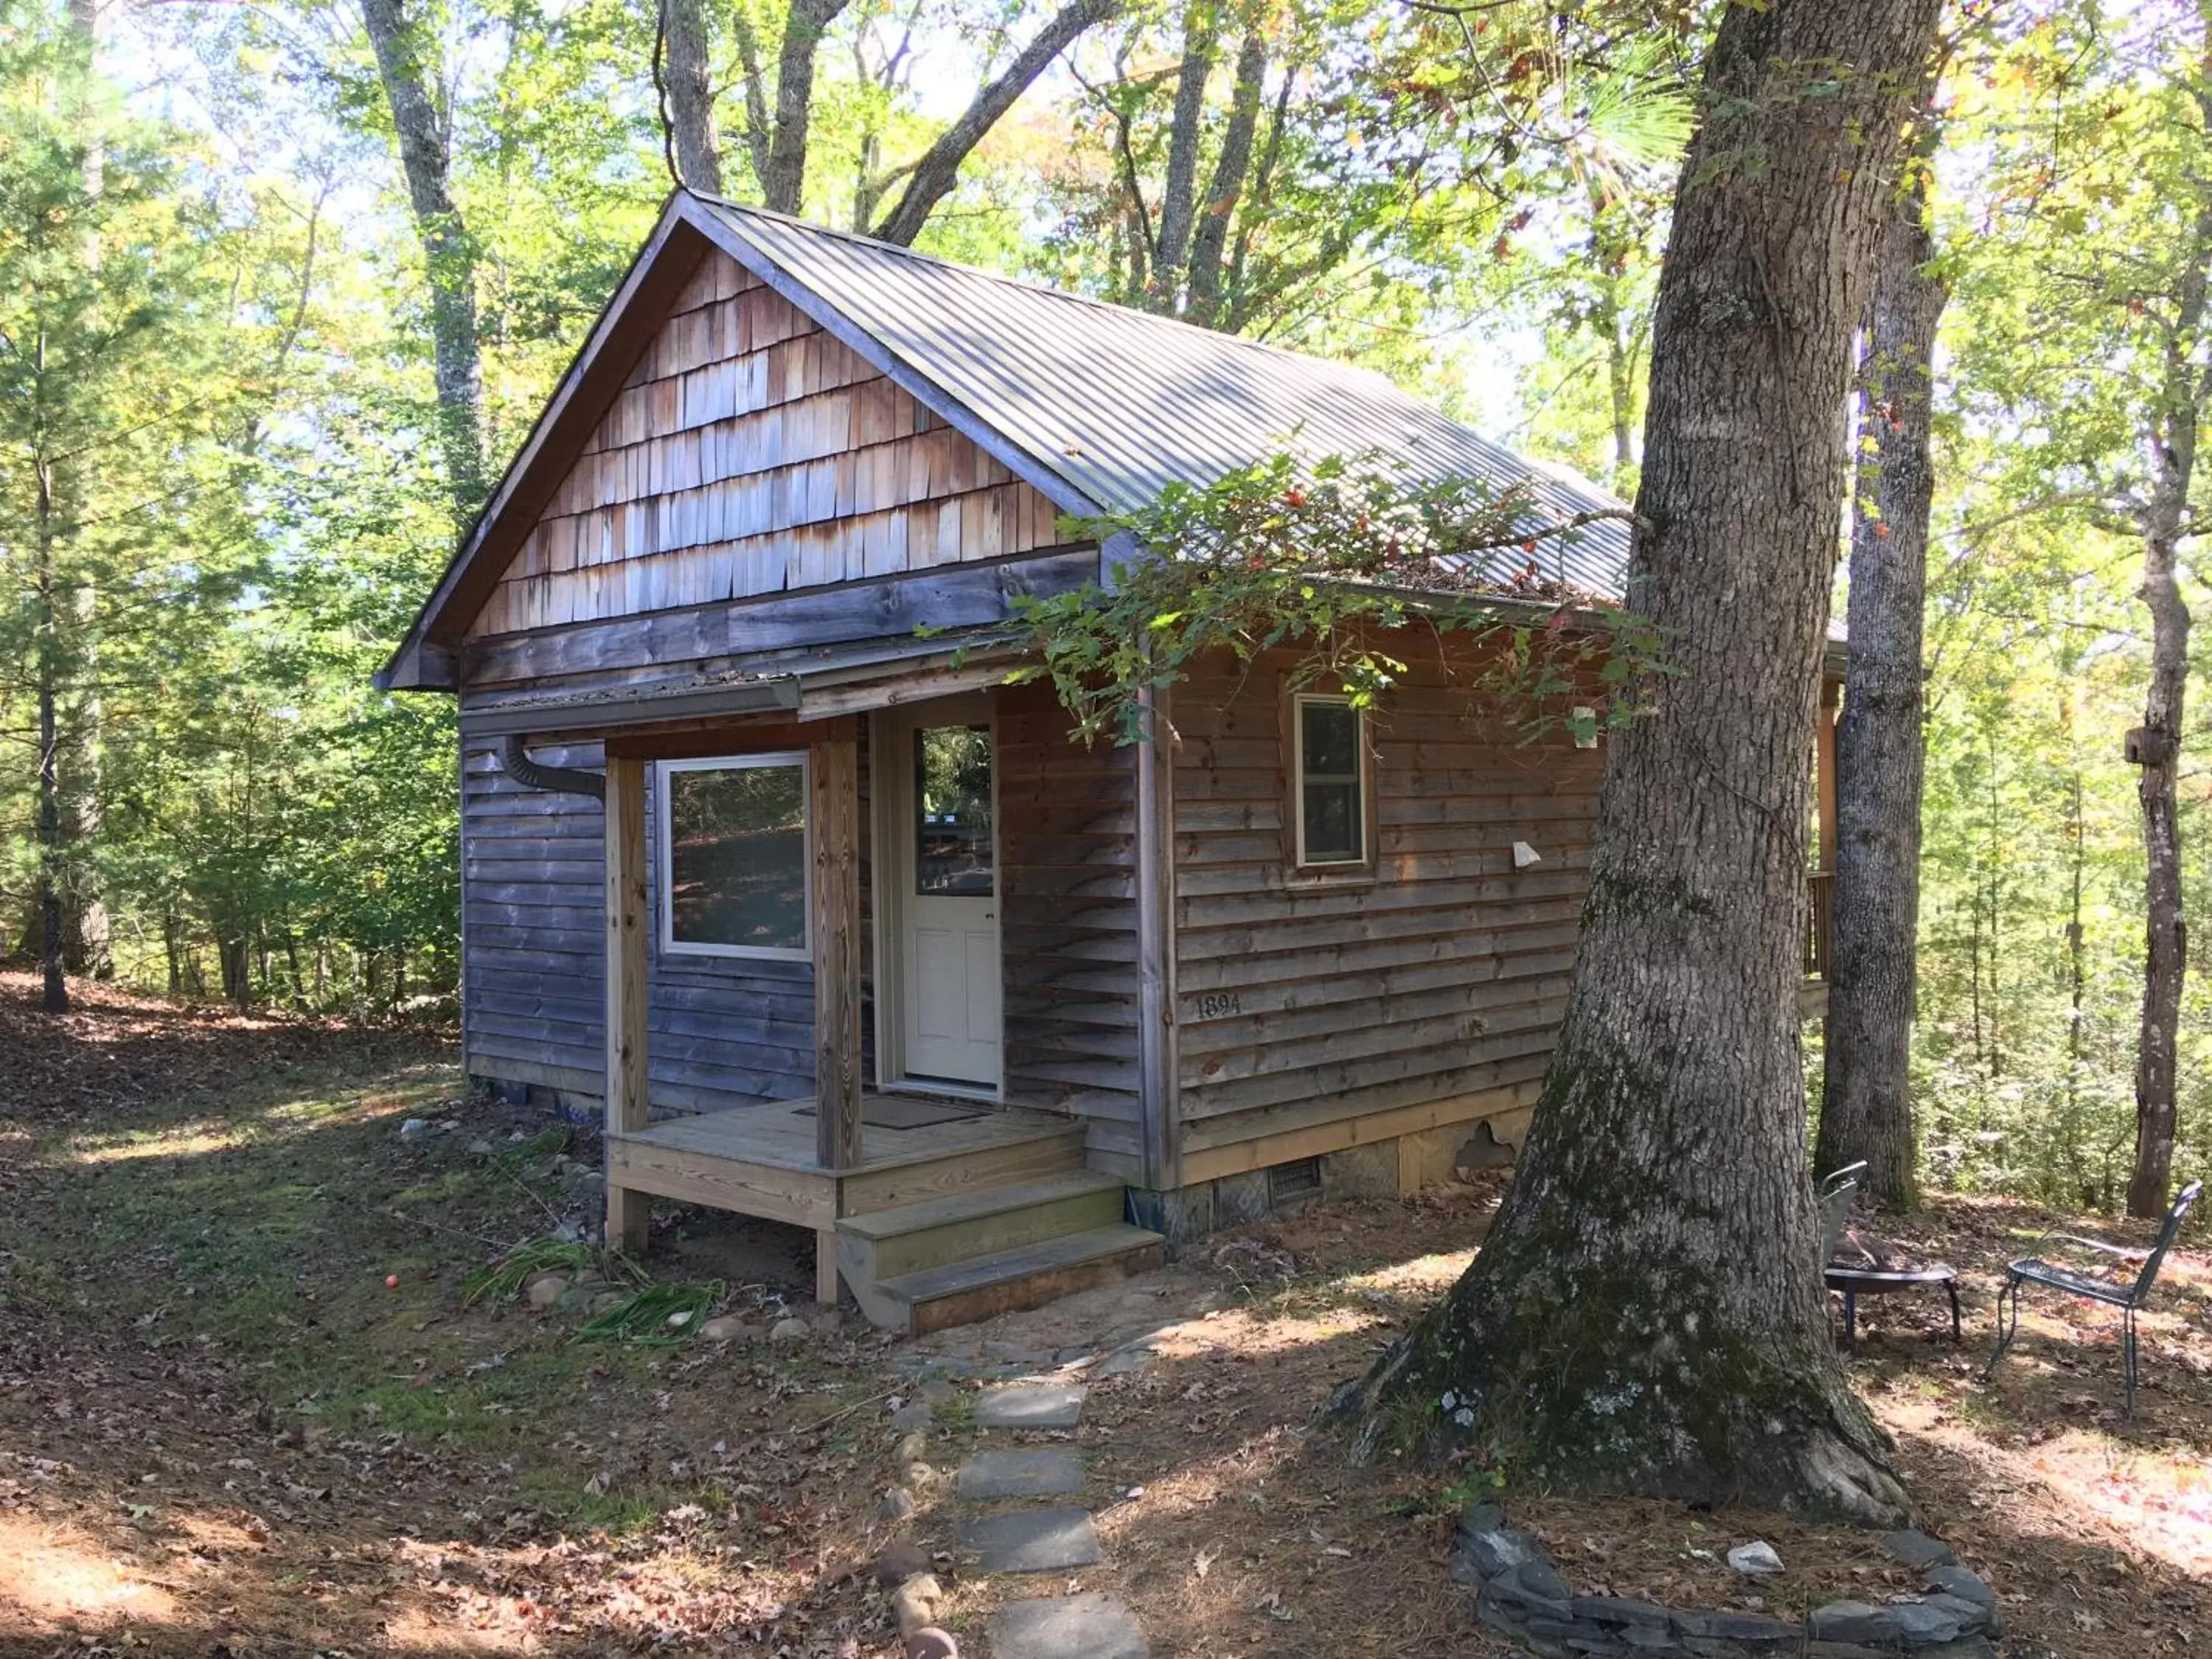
[{"xmin": 878, "ymin": 1224, "xmax": 1164, "ymax": 1329}]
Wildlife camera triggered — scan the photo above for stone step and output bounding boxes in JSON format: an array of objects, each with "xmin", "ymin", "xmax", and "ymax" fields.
[
  {"xmin": 987, "ymin": 1593, "xmax": 1149, "ymax": 1659},
  {"xmin": 874, "ymin": 1225, "xmax": 1166, "ymax": 1336},
  {"xmin": 958, "ymin": 1447, "xmax": 1086, "ymax": 1498},
  {"xmin": 836, "ymin": 1172, "xmax": 1128, "ymax": 1284}
]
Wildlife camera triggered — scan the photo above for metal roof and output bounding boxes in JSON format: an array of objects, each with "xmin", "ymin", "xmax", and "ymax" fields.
[{"xmin": 697, "ymin": 198, "xmax": 1635, "ymax": 597}]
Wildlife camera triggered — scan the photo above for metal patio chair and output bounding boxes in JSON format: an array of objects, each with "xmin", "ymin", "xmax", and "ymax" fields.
[
  {"xmin": 1980, "ymin": 1179, "xmax": 2203, "ymax": 1414},
  {"xmin": 1819, "ymin": 1163, "xmax": 1865, "ymax": 1267}
]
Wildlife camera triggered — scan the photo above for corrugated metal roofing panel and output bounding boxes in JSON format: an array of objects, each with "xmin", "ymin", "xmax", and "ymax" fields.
[{"xmin": 697, "ymin": 198, "xmax": 1635, "ymax": 598}]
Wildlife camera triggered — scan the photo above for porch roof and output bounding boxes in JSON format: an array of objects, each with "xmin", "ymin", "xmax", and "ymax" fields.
[{"xmin": 456, "ymin": 627, "xmax": 1023, "ymax": 739}]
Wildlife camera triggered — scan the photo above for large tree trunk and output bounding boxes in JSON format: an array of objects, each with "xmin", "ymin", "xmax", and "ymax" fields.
[
  {"xmin": 657, "ymin": 0, "xmax": 723, "ymax": 194},
  {"xmin": 1338, "ymin": 0, "xmax": 1938, "ymax": 1522},
  {"xmin": 1817, "ymin": 127, "xmax": 1944, "ymax": 1212},
  {"xmin": 360, "ymin": 0, "xmax": 486, "ymax": 519}
]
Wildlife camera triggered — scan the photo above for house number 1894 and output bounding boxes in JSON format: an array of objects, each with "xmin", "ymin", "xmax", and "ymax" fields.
[{"xmin": 1194, "ymin": 992, "xmax": 1242, "ymax": 1020}]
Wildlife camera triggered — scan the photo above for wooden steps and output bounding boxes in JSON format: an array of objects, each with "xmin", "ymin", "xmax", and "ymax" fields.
[
  {"xmin": 837, "ymin": 1172, "xmax": 1163, "ymax": 1333},
  {"xmin": 861, "ymin": 1225, "xmax": 1166, "ymax": 1335}
]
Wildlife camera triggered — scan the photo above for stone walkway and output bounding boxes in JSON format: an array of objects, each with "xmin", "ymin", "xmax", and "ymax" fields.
[
  {"xmin": 877, "ymin": 1368, "xmax": 1152, "ymax": 1659},
  {"xmin": 959, "ymin": 1380, "xmax": 1147, "ymax": 1659},
  {"xmin": 869, "ymin": 1276, "xmax": 1234, "ymax": 1658}
]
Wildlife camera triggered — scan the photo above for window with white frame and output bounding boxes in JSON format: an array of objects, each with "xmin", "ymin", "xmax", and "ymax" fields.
[
  {"xmin": 659, "ymin": 754, "xmax": 810, "ymax": 959},
  {"xmin": 1293, "ymin": 695, "xmax": 1368, "ymax": 866}
]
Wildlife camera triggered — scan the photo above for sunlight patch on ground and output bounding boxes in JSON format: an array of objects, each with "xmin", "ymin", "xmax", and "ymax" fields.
[
  {"xmin": 59, "ymin": 1081, "xmax": 451, "ymax": 1165},
  {"xmin": 0, "ymin": 1512, "xmax": 177, "ymax": 1626},
  {"xmin": 65, "ymin": 1122, "xmax": 246, "ymax": 1164},
  {"xmin": 1334, "ymin": 1248, "xmax": 1475, "ymax": 1297},
  {"xmin": 383, "ymin": 1604, "xmax": 539, "ymax": 1652},
  {"xmin": 1882, "ymin": 1395, "xmax": 2212, "ymax": 1575}
]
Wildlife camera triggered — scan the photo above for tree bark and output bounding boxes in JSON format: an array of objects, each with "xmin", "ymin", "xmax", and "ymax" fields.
[
  {"xmin": 758, "ymin": 0, "xmax": 852, "ymax": 215},
  {"xmin": 360, "ymin": 0, "xmax": 486, "ymax": 519},
  {"xmin": 1817, "ymin": 125, "xmax": 1944, "ymax": 1213},
  {"xmin": 1147, "ymin": 3, "xmax": 1216, "ymax": 307},
  {"xmin": 35, "ymin": 445, "xmax": 67, "ymax": 1016},
  {"xmin": 2128, "ymin": 483, "xmax": 2194, "ymax": 1220},
  {"xmin": 2126, "ymin": 66, "xmax": 2212, "ymax": 1218},
  {"xmin": 870, "ymin": 0, "xmax": 1121, "ymax": 246},
  {"xmin": 1337, "ymin": 0, "xmax": 1938, "ymax": 1522},
  {"xmin": 657, "ymin": 0, "xmax": 723, "ymax": 194},
  {"xmin": 1183, "ymin": 27, "xmax": 1266, "ymax": 325}
]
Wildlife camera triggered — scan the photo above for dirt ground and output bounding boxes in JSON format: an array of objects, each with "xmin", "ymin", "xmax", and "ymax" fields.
[{"xmin": 0, "ymin": 973, "xmax": 2206, "ymax": 1658}]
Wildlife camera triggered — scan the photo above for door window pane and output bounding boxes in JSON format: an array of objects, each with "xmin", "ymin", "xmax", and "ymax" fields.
[
  {"xmin": 1298, "ymin": 698, "xmax": 1365, "ymax": 864},
  {"xmin": 915, "ymin": 725, "xmax": 994, "ymax": 897},
  {"xmin": 664, "ymin": 757, "xmax": 808, "ymax": 955}
]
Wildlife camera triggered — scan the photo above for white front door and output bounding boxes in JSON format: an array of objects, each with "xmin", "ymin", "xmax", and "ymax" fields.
[{"xmin": 891, "ymin": 712, "xmax": 1002, "ymax": 1090}]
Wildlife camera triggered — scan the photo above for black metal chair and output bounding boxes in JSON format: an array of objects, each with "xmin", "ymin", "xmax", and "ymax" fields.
[
  {"xmin": 1818, "ymin": 1162, "xmax": 1866, "ymax": 1265},
  {"xmin": 1981, "ymin": 1179, "xmax": 2202, "ymax": 1414}
]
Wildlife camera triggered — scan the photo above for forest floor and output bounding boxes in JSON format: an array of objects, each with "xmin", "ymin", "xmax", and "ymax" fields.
[{"xmin": 0, "ymin": 973, "xmax": 2207, "ymax": 1659}]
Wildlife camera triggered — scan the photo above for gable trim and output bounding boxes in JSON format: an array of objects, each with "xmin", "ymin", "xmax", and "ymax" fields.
[{"xmin": 378, "ymin": 192, "xmax": 1105, "ymax": 691}]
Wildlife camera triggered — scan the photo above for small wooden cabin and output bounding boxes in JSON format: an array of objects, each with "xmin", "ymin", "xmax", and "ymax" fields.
[{"xmin": 381, "ymin": 191, "xmax": 1840, "ymax": 1331}]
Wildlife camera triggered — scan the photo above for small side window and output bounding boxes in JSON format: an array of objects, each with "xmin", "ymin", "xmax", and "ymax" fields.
[{"xmin": 1294, "ymin": 695, "xmax": 1368, "ymax": 866}]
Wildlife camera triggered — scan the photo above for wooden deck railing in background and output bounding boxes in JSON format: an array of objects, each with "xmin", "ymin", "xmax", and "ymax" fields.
[{"xmin": 1806, "ymin": 870, "xmax": 1834, "ymax": 981}]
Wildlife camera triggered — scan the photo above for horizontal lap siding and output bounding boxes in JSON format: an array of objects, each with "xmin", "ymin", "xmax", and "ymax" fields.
[
  {"xmin": 1171, "ymin": 644, "xmax": 1601, "ymax": 1147},
  {"xmin": 462, "ymin": 740, "xmax": 829, "ymax": 1113},
  {"xmin": 469, "ymin": 251, "xmax": 1063, "ymax": 636},
  {"xmin": 996, "ymin": 681, "xmax": 1144, "ymax": 1167}
]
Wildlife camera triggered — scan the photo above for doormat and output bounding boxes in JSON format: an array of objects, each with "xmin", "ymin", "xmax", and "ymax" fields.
[{"xmin": 796, "ymin": 1097, "xmax": 990, "ymax": 1130}]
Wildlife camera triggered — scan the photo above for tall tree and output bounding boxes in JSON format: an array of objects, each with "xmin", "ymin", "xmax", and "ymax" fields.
[
  {"xmin": 656, "ymin": 0, "xmax": 723, "ymax": 194},
  {"xmin": 1818, "ymin": 106, "xmax": 1946, "ymax": 1211},
  {"xmin": 0, "ymin": 13, "xmax": 244, "ymax": 1013},
  {"xmin": 1947, "ymin": 0, "xmax": 2212, "ymax": 1217},
  {"xmin": 1338, "ymin": 0, "xmax": 1940, "ymax": 1518},
  {"xmin": 359, "ymin": 0, "xmax": 487, "ymax": 518}
]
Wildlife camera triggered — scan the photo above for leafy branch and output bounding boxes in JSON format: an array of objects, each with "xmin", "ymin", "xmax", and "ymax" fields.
[{"xmin": 987, "ymin": 449, "xmax": 1669, "ymax": 746}]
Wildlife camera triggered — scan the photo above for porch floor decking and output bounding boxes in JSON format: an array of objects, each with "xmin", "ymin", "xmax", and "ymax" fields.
[{"xmin": 606, "ymin": 1094, "xmax": 1088, "ymax": 1235}]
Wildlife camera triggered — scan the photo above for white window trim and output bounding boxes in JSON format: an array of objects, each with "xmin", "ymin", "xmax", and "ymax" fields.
[
  {"xmin": 657, "ymin": 751, "xmax": 813, "ymax": 961},
  {"xmin": 1293, "ymin": 693, "xmax": 1370, "ymax": 868}
]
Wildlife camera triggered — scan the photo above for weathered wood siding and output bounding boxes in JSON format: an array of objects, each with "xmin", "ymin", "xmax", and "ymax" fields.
[
  {"xmin": 467, "ymin": 250, "xmax": 1065, "ymax": 637},
  {"xmin": 462, "ymin": 738, "xmax": 831, "ymax": 1111},
  {"xmin": 462, "ymin": 705, "xmax": 1145, "ymax": 1153},
  {"xmin": 997, "ymin": 681, "xmax": 1145, "ymax": 1172},
  {"xmin": 1171, "ymin": 640, "xmax": 1601, "ymax": 1157}
]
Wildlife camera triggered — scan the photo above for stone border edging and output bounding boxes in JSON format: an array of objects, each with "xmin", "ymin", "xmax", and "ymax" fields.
[{"xmin": 1450, "ymin": 1503, "xmax": 2004, "ymax": 1658}]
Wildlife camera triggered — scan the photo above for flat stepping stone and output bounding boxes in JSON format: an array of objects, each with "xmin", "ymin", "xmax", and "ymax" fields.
[
  {"xmin": 975, "ymin": 1381, "xmax": 1087, "ymax": 1430},
  {"xmin": 1095, "ymin": 1345, "xmax": 1155, "ymax": 1379},
  {"xmin": 959, "ymin": 1447, "xmax": 1086, "ymax": 1499},
  {"xmin": 987, "ymin": 1592, "xmax": 1148, "ymax": 1658},
  {"xmin": 958, "ymin": 1506, "xmax": 1104, "ymax": 1573}
]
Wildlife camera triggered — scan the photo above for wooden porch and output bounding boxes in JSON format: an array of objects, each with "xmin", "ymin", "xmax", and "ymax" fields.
[
  {"xmin": 607, "ymin": 1095, "xmax": 1088, "ymax": 1286},
  {"xmin": 592, "ymin": 705, "xmax": 1164, "ymax": 1327}
]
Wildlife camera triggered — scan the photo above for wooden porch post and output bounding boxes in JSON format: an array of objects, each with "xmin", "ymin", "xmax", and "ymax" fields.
[
  {"xmin": 810, "ymin": 720, "xmax": 863, "ymax": 1302},
  {"xmin": 1134, "ymin": 684, "xmax": 1181, "ymax": 1193},
  {"xmin": 603, "ymin": 753, "xmax": 652, "ymax": 1255},
  {"xmin": 1816, "ymin": 675, "xmax": 1841, "ymax": 872}
]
